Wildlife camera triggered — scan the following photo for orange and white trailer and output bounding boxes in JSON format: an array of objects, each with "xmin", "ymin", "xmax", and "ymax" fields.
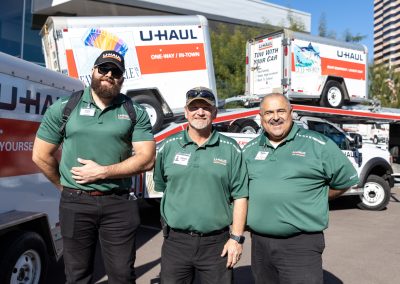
[
  {"xmin": 40, "ymin": 15, "xmax": 217, "ymax": 133},
  {"xmin": 0, "ymin": 51, "xmax": 84, "ymax": 283},
  {"xmin": 245, "ymin": 29, "xmax": 368, "ymax": 108}
]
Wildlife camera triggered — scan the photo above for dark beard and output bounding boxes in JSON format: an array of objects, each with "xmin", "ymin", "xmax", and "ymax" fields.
[{"xmin": 91, "ymin": 76, "xmax": 122, "ymax": 99}]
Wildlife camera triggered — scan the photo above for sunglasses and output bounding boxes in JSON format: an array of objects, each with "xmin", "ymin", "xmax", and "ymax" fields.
[
  {"xmin": 186, "ymin": 89, "xmax": 215, "ymax": 103},
  {"xmin": 96, "ymin": 65, "xmax": 124, "ymax": 79}
]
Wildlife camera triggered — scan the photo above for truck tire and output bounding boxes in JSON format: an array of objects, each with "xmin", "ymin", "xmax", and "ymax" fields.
[
  {"xmin": 228, "ymin": 119, "xmax": 260, "ymax": 134},
  {"xmin": 0, "ymin": 232, "xmax": 48, "ymax": 284},
  {"xmin": 373, "ymin": 135, "xmax": 379, "ymax": 144},
  {"xmin": 133, "ymin": 95, "xmax": 164, "ymax": 133},
  {"xmin": 358, "ymin": 175, "xmax": 391, "ymax": 211},
  {"xmin": 320, "ymin": 81, "xmax": 345, "ymax": 108}
]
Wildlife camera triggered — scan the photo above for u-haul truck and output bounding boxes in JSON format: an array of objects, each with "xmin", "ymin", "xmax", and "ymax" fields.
[
  {"xmin": 40, "ymin": 15, "xmax": 217, "ymax": 133},
  {"xmin": 0, "ymin": 51, "xmax": 84, "ymax": 283},
  {"xmin": 245, "ymin": 29, "xmax": 368, "ymax": 108}
]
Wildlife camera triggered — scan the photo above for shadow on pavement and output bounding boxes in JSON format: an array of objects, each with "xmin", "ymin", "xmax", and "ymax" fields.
[
  {"xmin": 234, "ymin": 265, "xmax": 254, "ymax": 283},
  {"xmin": 324, "ymin": 270, "xmax": 344, "ymax": 284}
]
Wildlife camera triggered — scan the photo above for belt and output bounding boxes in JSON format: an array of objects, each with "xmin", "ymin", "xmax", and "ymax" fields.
[
  {"xmin": 63, "ymin": 187, "xmax": 129, "ymax": 196},
  {"xmin": 251, "ymin": 230, "xmax": 322, "ymax": 239},
  {"xmin": 171, "ymin": 227, "xmax": 229, "ymax": 237}
]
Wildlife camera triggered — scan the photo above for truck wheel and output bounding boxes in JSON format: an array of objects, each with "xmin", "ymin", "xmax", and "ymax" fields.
[
  {"xmin": 133, "ymin": 95, "xmax": 164, "ymax": 133},
  {"xmin": 320, "ymin": 81, "xmax": 345, "ymax": 108},
  {"xmin": 373, "ymin": 136, "xmax": 379, "ymax": 144},
  {"xmin": 357, "ymin": 175, "xmax": 391, "ymax": 211},
  {"xmin": 228, "ymin": 119, "xmax": 260, "ymax": 134},
  {"xmin": 0, "ymin": 232, "xmax": 48, "ymax": 284}
]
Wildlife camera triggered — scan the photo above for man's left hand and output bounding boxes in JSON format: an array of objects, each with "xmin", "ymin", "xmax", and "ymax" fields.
[
  {"xmin": 70, "ymin": 158, "xmax": 107, "ymax": 184},
  {"xmin": 221, "ymin": 238, "xmax": 243, "ymax": 268}
]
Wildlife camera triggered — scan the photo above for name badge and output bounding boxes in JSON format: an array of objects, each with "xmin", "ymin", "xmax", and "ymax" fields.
[
  {"xmin": 173, "ymin": 153, "xmax": 191, "ymax": 166},
  {"xmin": 80, "ymin": 108, "xmax": 96, "ymax": 116},
  {"xmin": 255, "ymin": 151, "xmax": 269, "ymax": 160}
]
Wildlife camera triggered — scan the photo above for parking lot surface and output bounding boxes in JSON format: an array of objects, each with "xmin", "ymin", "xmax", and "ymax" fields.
[{"xmin": 46, "ymin": 187, "xmax": 400, "ymax": 284}]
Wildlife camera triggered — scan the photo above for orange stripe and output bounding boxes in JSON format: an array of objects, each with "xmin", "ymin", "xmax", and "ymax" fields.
[
  {"xmin": 0, "ymin": 119, "xmax": 41, "ymax": 177},
  {"xmin": 291, "ymin": 52, "xmax": 295, "ymax": 72},
  {"xmin": 66, "ymin": 49, "xmax": 79, "ymax": 78},
  {"xmin": 136, "ymin": 43, "xmax": 206, "ymax": 74},
  {"xmin": 321, "ymin": 57, "xmax": 365, "ymax": 80}
]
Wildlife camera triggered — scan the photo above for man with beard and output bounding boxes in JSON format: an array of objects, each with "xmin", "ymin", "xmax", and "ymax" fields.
[
  {"xmin": 153, "ymin": 87, "xmax": 248, "ymax": 284},
  {"xmin": 243, "ymin": 93, "xmax": 359, "ymax": 284},
  {"xmin": 32, "ymin": 50, "xmax": 156, "ymax": 284}
]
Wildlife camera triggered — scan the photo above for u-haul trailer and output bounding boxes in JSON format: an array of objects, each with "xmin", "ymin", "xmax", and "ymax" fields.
[
  {"xmin": 245, "ymin": 29, "xmax": 368, "ymax": 108},
  {"xmin": 134, "ymin": 103, "xmax": 400, "ymax": 211},
  {"xmin": 0, "ymin": 51, "xmax": 84, "ymax": 283},
  {"xmin": 40, "ymin": 15, "xmax": 217, "ymax": 133}
]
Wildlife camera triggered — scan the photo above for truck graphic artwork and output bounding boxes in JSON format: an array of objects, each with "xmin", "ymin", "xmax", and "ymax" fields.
[
  {"xmin": 40, "ymin": 15, "xmax": 217, "ymax": 133},
  {"xmin": 294, "ymin": 42, "xmax": 321, "ymax": 69}
]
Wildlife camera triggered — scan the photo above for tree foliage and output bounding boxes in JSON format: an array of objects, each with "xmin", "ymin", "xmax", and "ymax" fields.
[
  {"xmin": 369, "ymin": 63, "xmax": 400, "ymax": 108},
  {"xmin": 210, "ymin": 24, "xmax": 269, "ymax": 99}
]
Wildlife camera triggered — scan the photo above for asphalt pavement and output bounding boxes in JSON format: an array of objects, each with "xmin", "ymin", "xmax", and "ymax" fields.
[{"xmin": 46, "ymin": 187, "xmax": 400, "ymax": 284}]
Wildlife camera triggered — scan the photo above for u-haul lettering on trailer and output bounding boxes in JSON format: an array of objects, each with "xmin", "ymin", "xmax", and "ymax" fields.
[
  {"xmin": 0, "ymin": 81, "xmax": 59, "ymax": 116},
  {"xmin": 140, "ymin": 29, "xmax": 198, "ymax": 41}
]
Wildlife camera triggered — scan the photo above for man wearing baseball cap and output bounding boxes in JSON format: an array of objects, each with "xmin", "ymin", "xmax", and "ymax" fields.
[
  {"xmin": 33, "ymin": 50, "xmax": 155, "ymax": 283},
  {"xmin": 153, "ymin": 87, "xmax": 248, "ymax": 283}
]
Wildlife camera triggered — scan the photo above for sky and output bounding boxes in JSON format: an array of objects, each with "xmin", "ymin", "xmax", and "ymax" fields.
[{"xmin": 265, "ymin": 0, "xmax": 374, "ymax": 59}]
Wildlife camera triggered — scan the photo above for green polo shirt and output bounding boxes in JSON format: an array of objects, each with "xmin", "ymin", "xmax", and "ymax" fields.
[
  {"xmin": 36, "ymin": 87, "xmax": 154, "ymax": 191},
  {"xmin": 243, "ymin": 123, "xmax": 359, "ymax": 237},
  {"xmin": 153, "ymin": 128, "xmax": 248, "ymax": 233}
]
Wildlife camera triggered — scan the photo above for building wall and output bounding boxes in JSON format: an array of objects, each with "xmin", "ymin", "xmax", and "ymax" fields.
[{"xmin": 374, "ymin": 0, "xmax": 400, "ymax": 70}]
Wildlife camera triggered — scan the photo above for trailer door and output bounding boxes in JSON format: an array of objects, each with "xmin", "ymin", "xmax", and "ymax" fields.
[{"xmin": 246, "ymin": 33, "xmax": 283, "ymax": 96}]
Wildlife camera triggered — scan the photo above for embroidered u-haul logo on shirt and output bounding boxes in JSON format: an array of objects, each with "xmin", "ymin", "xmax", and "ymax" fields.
[
  {"xmin": 213, "ymin": 158, "xmax": 227, "ymax": 166},
  {"xmin": 118, "ymin": 114, "xmax": 130, "ymax": 120},
  {"xmin": 292, "ymin": 151, "xmax": 306, "ymax": 157}
]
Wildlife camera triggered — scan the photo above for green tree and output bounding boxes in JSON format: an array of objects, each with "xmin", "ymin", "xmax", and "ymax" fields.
[
  {"xmin": 369, "ymin": 63, "xmax": 400, "ymax": 108},
  {"xmin": 286, "ymin": 10, "xmax": 306, "ymax": 32},
  {"xmin": 210, "ymin": 24, "xmax": 269, "ymax": 99},
  {"xmin": 343, "ymin": 29, "xmax": 367, "ymax": 43},
  {"xmin": 318, "ymin": 13, "xmax": 327, "ymax": 37}
]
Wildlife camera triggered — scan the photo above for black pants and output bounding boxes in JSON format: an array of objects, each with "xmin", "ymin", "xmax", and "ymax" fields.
[
  {"xmin": 251, "ymin": 232, "xmax": 325, "ymax": 284},
  {"xmin": 59, "ymin": 188, "xmax": 140, "ymax": 284},
  {"xmin": 161, "ymin": 229, "xmax": 233, "ymax": 284}
]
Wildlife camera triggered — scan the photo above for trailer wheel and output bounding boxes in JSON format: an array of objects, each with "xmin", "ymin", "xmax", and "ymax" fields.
[
  {"xmin": 357, "ymin": 175, "xmax": 391, "ymax": 211},
  {"xmin": 133, "ymin": 95, "xmax": 164, "ymax": 133},
  {"xmin": 228, "ymin": 119, "xmax": 260, "ymax": 134},
  {"xmin": 320, "ymin": 81, "xmax": 345, "ymax": 108},
  {"xmin": 0, "ymin": 232, "xmax": 48, "ymax": 284}
]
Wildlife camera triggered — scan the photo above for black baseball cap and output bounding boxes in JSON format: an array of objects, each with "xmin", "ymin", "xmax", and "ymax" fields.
[{"xmin": 94, "ymin": 50, "xmax": 125, "ymax": 72}]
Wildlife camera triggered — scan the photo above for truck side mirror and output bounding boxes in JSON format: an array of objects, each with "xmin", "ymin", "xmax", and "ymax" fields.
[{"xmin": 352, "ymin": 133, "xmax": 363, "ymax": 149}]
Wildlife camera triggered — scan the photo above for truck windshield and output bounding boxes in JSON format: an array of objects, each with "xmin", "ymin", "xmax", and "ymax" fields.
[{"xmin": 307, "ymin": 121, "xmax": 350, "ymax": 150}]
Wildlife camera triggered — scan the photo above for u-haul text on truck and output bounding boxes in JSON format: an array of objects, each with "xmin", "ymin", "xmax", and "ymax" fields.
[
  {"xmin": 40, "ymin": 15, "xmax": 217, "ymax": 132},
  {"xmin": 245, "ymin": 29, "xmax": 368, "ymax": 108},
  {"xmin": 0, "ymin": 51, "xmax": 84, "ymax": 283}
]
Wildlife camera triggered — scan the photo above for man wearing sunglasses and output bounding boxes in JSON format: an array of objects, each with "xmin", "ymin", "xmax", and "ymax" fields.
[
  {"xmin": 153, "ymin": 87, "xmax": 248, "ymax": 284},
  {"xmin": 33, "ymin": 50, "xmax": 156, "ymax": 284}
]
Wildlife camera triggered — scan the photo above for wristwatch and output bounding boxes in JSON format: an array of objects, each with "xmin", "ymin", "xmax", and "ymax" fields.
[{"xmin": 230, "ymin": 233, "xmax": 245, "ymax": 244}]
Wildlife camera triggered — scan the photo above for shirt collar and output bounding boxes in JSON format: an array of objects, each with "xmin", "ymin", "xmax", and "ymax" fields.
[
  {"xmin": 181, "ymin": 127, "xmax": 220, "ymax": 148},
  {"xmin": 259, "ymin": 122, "xmax": 299, "ymax": 147}
]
